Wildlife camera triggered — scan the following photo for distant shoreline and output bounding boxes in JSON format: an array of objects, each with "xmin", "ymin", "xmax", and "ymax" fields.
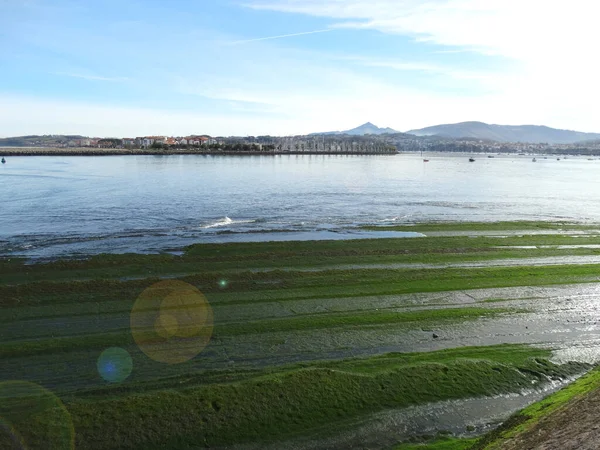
[
  {"xmin": 2, "ymin": 147, "xmax": 598, "ymax": 158},
  {"xmin": 0, "ymin": 147, "xmax": 396, "ymax": 156}
]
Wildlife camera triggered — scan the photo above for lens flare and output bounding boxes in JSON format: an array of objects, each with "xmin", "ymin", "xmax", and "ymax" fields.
[
  {"xmin": 0, "ymin": 381, "xmax": 74, "ymax": 450},
  {"xmin": 97, "ymin": 347, "xmax": 133, "ymax": 383},
  {"xmin": 155, "ymin": 313, "xmax": 178, "ymax": 338},
  {"xmin": 131, "ymin": 280, "xmax": 214, "ymax": 364},
  {"xmin": 218, "ymin": 279, "xmax": 229, "ymax": 289}
]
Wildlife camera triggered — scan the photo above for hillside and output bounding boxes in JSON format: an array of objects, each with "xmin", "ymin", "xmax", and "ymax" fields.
[
  {"xmin": 0, "ymin": 135, "xmax": 86, "ymax": 147},
  {"xmin": 407, "ymin": 121, "xmax": 600, "ymax": 144}
]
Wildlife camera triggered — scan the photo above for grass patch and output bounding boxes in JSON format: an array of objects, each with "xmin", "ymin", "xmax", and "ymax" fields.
[{"xmin": 473, "ymin": 366, "xmax": 600, "ymax": 449}]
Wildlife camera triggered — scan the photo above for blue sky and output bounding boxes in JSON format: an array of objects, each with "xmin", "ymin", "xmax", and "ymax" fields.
[{"xmin": 1, "ymin": 0, "xmax": 599, "ymax": 137}]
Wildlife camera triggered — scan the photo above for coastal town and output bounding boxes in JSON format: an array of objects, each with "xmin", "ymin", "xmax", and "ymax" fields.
[
  {"xmin": 2, "ymin": 131, "xmax": 600, "ymax": 156},
  {"xmin": 0, "ymin": 134, "xmax": 398, "ymax": 154},
  {"xmin": 68, "ymin": 135, "xmax": 398, "ymax": 154},
  {"xmin": 56, "ymin": 136, "xmax": 223, "ymax": 149}
]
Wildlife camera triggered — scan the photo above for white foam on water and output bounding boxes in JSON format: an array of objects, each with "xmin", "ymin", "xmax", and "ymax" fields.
[{"xmin": 201, "ymin": 217, "xmax": 256, "ymax": 229}]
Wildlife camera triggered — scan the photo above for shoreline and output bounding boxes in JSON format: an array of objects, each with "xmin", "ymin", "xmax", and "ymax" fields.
[
  {"xmin": 4, "ymin": 220, "xmax": 600, "ymax": 263},
  {"xmin": 1, "ymin": 147, "xmax": 595, "ymax": 158},
  {"xmin": 0, "ymin": 147, "xmax": 397, "ymax": 156}
]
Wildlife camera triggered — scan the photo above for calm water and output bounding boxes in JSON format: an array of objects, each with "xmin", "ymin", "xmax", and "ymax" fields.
[{"xmin": 1, "ymin": 153, "xmax": 599, "ymax": 259}]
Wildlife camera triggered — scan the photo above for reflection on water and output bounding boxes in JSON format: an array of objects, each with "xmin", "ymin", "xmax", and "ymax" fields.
[{"xmin": 2, "ymin": 153, "xmax": 600, "ymax": 258}]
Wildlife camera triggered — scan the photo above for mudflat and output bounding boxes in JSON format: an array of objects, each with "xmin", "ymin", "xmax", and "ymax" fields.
[{"xmin": 2, "ymin": 222, "xmax": 600, "ymax": 449}]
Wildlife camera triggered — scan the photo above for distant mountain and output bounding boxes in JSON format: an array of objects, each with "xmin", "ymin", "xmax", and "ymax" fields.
[
  {"xmin": 311, "ymin": 122, "xmax": 399, "ymax": 136},
  {"xmin": 406, "ymin": 121, "xmax": 600, "ymax": 144}
]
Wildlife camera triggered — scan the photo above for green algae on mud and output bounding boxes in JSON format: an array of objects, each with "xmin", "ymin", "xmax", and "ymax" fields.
[
  {"xmin": 0, "ymin": 307, "xmax": 512, "ymax": 358},
  {"xmin": 5, "ymin": 262, "xmax": 600, "ymax": 311},
  {"xmin": 3, "ymin": 223, "xmax": 600, "ymax": 448},
  {"xmin": 4, "ymin": 232, "xmax": 600, "ymax": 285},
  {"xmin": 361, "ymin": 221, "xmax": 600, "ymax": 233},
  {"xmin": 58, "ymin": 346, "xmax": 589, "ymax": 449}
]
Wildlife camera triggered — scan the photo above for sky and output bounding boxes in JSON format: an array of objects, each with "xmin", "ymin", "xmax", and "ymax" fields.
[{"xmin": 1, "ymin": 0, "xmax": 599, "ymax": 137}]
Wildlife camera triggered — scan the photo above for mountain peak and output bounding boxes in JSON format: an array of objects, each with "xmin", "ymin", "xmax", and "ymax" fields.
[{"xmin": 311, "ymin": 122, "xmax": 399, "ymax": 136}]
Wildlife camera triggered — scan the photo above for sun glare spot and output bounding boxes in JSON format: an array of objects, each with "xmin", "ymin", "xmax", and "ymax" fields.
[{"xmin": 131, "ymin": 280, "xmax": 214, "ymax": 364}]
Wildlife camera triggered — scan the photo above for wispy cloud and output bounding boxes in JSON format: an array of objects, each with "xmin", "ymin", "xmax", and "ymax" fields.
[
  {"xmin": 322, "ymin": 54, "xmax": 503, "ymax": 89},
  {"xmin": 0, "ymin": 93, "xmax": 300, "ymax": 136},
  {"xmin": 224, "ymin": 28, "xmax": 332, "ymax": 45},
  {"xmin": 244, "ymin": 1, "xmax": 598, "ymax": 62},
  {"xmin": 340, "ymin": 56, "xmax": 452, "ymax": 74},
  {"xmin": 431, "ymin": 49, "xmax": 479, "ymax": 55},
  {"xmin": 242, "ymin": 0, "xmax": 600, "ymax": 132},
  {"xmin": 351, "ymin": 58, "xmax": 499, "ymax": 84},
  {"xmin": 4, "ymin": 0, "xmax": 600, "ymax": 136},
  {"xmin": 53, "ymin": 72, "xmax": 129, "ymax": 82}
]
